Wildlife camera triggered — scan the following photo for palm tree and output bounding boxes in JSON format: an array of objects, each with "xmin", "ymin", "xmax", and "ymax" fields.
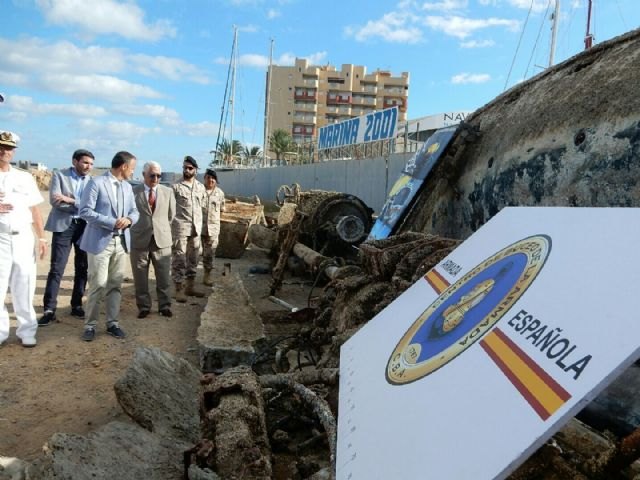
[
  {"xmin": 211, "ymin": 138, "xmax": 243, "ymax": 166},
  {"xmin": 242, "ymin": 145, "xmax": 262, "ymax": 166},
  {"xmin": 269, "ymin": 129, "xmax": 295, "ymax": 165}
]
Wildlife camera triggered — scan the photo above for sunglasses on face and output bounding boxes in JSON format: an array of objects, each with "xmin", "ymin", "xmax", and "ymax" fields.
[{"xmin": 147, "ymin": 173, "xmax": 161, "ymax": 179}]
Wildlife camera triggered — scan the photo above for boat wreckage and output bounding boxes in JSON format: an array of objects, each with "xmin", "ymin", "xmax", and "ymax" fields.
[{"xmin": 6, "ymin": 27, "xmax": 640, "ymax": 480}]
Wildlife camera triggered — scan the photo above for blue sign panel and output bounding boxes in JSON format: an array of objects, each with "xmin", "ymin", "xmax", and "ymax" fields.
[
  {"xmin": 368, "ymin": 125, "xmax": 458, "ymax": 240},
  {"xmin": 318, "ymin": 107, "xmax": 398, "ymax": 150}
]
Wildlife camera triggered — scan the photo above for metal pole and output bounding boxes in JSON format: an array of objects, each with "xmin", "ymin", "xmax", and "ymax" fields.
[
  {"xmin": 549, "ymin": 0, "xmax": 560, "ymax": 67},
  {"xmin": 263, "ymin": 38, "xmax": 274, "ymax": 167},
  {"xmin": 584, "ymin": 0, "xmax": 594, "ymax": 50},
  {"xmin": 230, "ymin": 26, "xmax": 237, "ymax": 166}
]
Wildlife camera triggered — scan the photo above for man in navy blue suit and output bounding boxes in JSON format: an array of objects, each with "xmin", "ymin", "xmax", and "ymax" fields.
[
  {"xmin": 39, "ymin": 149, "xmax": 94, "ymax": 326},
  {"xmin": 78, "ymin": 151, "xmax": 139, "ymax": 342}
]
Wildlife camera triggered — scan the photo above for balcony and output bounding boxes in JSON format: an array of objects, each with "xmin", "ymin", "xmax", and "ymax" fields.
[
  {"xmin": 293, "ymin": 113, "xmax": 316, "ymax": 123},
  {"xmin": 301, "ymin": 78, "xmax": 318, "ymax": 87},
  {"xmin": 384, "ymin": 97, "xmax": 407, "ymax": 112},
  {"xmin": 294, "ymin": 90, "xmax": 317, "ymax": 101},
  {"xmin": 382, "ymin": 85, "xmax": 407, "ymax": 96},
  {"xmin": 292, "ymin": 125, "xmax": 315, "ymax": 136},
  {"xmin": 326, "ymin": 94, "xmax": 351, "ymax": 105},
  {"xmin": 294, "ymin": 102, "xmax": 317, "ymax": 112},
  {"xmin": 360, "ymin": 84, "xmax": 377, "ymax": 93}
]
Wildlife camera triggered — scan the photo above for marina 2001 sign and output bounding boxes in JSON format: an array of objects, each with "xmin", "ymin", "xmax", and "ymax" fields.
[{"xmin": 317, "ymin": 106, "xmax": 398, "ymax": 150}]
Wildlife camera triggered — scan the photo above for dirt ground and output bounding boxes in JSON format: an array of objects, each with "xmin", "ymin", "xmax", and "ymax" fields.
[{"xmin": 0, "ymin": 196, "xmax": 309, "ymax": 462}]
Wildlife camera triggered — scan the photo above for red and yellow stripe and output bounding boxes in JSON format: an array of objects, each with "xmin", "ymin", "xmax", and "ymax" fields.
[
  {"xmin": 425, "ymin": 269, "xmax": 449, "ymax": 293},
  {"xmin": 480, "ymin": 328, "xmax": 571, "ymax": 420}
]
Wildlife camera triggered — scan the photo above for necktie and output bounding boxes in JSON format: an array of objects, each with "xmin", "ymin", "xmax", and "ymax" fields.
[
  {"xmin": 116, "ymin": 182, "xmax": 124, "ymax": 218},
  {"xmin": 149, "ymin": 188, "xmax": 156, "ymax": 213}
]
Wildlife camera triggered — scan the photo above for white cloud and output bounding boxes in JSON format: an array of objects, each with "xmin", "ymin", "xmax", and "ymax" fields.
[
  {"xmin": 421, "ymin": 0, "xmax": 468, "ymax": 11},
  {"xmin": 424, "ymin": 15, "xmax": 519, "ymax": 38},
  {"xmin": 237, "ymin": 54, "xmax": 270, "ymax": 68},
  {"xmin": 451, "ymin": 72, "xmax": 491, "ymax": 84},
  {"xmin": 0, "ymin": 37, "xmax": 210, "ymax": 101},
  {"xmin": 36, "ymin": 0, "xmax": 176, "ymax": 41},
  {"xmin": 129, "ymin": 54, "xmax": 210, "ymax": 84},
  {"xmin": 41, "ymin": 74, "xmax": 163, "ymax": 102},
  {"xmin": 0, "ymin": 72, "xmax": 30, "ymax": 87},
  {"xmin": 345, "ymin": 11, "xmax": 423, "ymax": 43},
  {"xmin": 460, "ymin": 39, "xmax": 496, "ymax": 48},
  {"xmin": 6, "ymin": 95, "xmax": 108, "ymax": 117},
  {"xmin": 267, "ymin": 8, "xmax": 280, "ymax": 19},
  {"xmin": 111, "ymin": 104, "xmax": 181, "ymax": 126},
  {"xmin": 221, "ymin": 51, "xmax": 327, "ymax": 68},
  {"xmin": 76, "ymin": 118, "xmax": 159, "ymax": 145},
  {"xmin": 185, "ymin": 121, "xmax": 219, "ymax": 137},
  {"xmin": 238, "ymin": 24, "xmax": 259, "ymax": 32},
  {"xmin": 0, "ymin": 38, "xmax": 124, "ymax": 74},
  {"xmin": 507, "ymin": 0, "xmax": 554, "ymax": 13}
]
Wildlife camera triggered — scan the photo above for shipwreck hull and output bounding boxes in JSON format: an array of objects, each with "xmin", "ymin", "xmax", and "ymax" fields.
[{"xmin": 402, "ymin": 28, "xmax": 640, "ymax": 239}]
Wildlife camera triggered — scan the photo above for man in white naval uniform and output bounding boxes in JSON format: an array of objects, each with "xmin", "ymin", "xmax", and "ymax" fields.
[{"xmin": 0, "ymin": 131, "xmax": 47, "ymax": 347}]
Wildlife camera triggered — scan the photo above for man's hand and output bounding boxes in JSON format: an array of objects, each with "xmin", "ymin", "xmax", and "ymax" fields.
[
  {"xmin": 37, "ymin": 239, "xmax": 48, "ymax": 260},
  {"xmin": 52, "ymin": 193, "xmax": 75, "ymax": 205},
  {"xmin": 114, "ymin": 217, "xmax": 132, "ymax": 230}
]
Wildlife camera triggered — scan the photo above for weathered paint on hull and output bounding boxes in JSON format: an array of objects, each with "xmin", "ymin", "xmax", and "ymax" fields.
[{"xmin": 402, "ymin": 28, "xmax": 640, "ymax": 240}]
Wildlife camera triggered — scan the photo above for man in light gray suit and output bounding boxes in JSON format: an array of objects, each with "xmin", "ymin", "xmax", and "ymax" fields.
[
  {"xmin": 130, "ymin": 161, "xmax": 175, "ymax": 318},
  {"xmin": 39, "ymin": 149, "xmax": 94, "ymax": 326},
  {"xmin": 79, "ymin": 151, "xmax": 139, "ymax": 342}
]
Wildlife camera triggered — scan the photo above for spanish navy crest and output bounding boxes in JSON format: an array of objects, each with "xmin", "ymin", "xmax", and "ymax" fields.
[{"xmin": 386, "ymin": 235, "xmax": 552, "ymax": 385}]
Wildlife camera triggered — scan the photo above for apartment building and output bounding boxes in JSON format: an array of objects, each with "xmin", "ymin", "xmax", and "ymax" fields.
[{"xmin": 266, "ymin": 58, "xmax": 409, "ymax": 149}]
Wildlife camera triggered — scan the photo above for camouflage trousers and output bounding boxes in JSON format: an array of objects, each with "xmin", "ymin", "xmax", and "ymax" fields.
[
  {"xmin": 171, "ymin": 235, "xmax": 201, "ymax": 283},
  {"xmin": 201, "ymin": 223, "xmax": 220, "ymax": 271},
  {"xmin": 201, "ymin": 232, "xmax": 220, "ymax": 271}
]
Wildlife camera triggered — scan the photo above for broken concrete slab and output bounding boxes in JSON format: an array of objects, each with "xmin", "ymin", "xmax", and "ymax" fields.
[
  {"xmin": 199, "ymin": 366, "xmax": 272, "ymax": 479},
  {"xmin": 114, "ymin": 347, "xmax": 201, "ymax": 444},
  {"xmin": 198, "ymin": 272, "xmax": 265, "ymax": 373},
  {"xmin": 0, "ymin": 456, "xmax": 27, "ymax": 480},
  {"xmin": 26, "ymin": 421, "xmax": 184, "ymax": 480}
]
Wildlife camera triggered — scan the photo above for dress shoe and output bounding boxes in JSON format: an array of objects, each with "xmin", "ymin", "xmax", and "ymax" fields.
[
  {"xmin": 70, "ymin": 306, "xmax": 85, "ymax": 319},
  {"xmin": 38, "ymin": 311, "xmax": 57, "ymax": 327},
  {"xmin": 82, "ymin": 328, "xmax": 95, "ymax": 342},
  {"xmin": 137, "ymin": 309, "xmax": 150, "ymax": 319},
  {"xmin": 159, "ymin": 308, "xmax": 173, "ymax": 318},
  {"xmin": 21, "ymin": 337, "xmax": 37, "ymax": 348},
  {"xmin": 106, "ymin": 325, "xmax": 126, "ymax": 339}
]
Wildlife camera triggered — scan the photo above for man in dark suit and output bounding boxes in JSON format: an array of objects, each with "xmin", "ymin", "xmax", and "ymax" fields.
[
  {"xmin": 78, "ymin": 151, "xmax": 139, "ymax": 342},
  {"xmin": 39, "ymin": 149, "xmax": 94, "ymax": 326},
  {"xmin": 130, "ymin": 161, "xmax": 175, "ymax": 318}
]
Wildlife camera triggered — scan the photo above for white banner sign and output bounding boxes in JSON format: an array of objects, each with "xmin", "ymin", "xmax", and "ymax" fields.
[
  {"xmin": 318, "ymin": 106, "xmax": 398, "ymax": 150},
  {"xmin": 337, "ymin": 207, "xmax": 640, "ymax": 480}
]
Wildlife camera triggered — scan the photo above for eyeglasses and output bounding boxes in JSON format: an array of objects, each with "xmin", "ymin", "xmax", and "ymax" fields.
[
  {"xmin": 147, "ymin": 173, "xmax": 161, "ymax": 179},
  {"xmin": 183, "ymin": 166, "xmax": 195, "ymax": 171}
]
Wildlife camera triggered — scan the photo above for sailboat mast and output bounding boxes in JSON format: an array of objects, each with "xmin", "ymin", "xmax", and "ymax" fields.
[
  {"xmin": 549, "ymin": 0, "xmax": 560, "ymax": 66},
  {"xmin": 229, "ymin": 25, "xmax": 238, "ymax": 165},
  {"xmin": 585, "ymin": 0, "xmax": 594, "ymax": 49},
  {"xmin": 263, "ymin": 38, "xmax": 274, "ymax": 168}
]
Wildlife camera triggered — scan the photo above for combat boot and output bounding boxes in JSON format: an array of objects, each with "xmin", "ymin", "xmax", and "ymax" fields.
[
  {"xmin": 185, "ymin": 278, "xmax": 205, "ymax": 297},
  {"xmin": 175, "ymin": 283, "xmax": 187, "ymax": 303},
  {"xmin": 203, "ymin": 269, "xmax": 213, "ymax": 286}
]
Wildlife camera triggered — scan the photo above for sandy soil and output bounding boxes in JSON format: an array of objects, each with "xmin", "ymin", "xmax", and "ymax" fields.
[{"xmin": 0, "ymin": 197, "xmax": 307, "ymax": 461}]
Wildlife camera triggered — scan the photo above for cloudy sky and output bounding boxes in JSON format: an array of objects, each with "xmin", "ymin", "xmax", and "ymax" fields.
[{"xmin": 1, "ymin": 0, "xmax": 638, "ymax": 173}]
